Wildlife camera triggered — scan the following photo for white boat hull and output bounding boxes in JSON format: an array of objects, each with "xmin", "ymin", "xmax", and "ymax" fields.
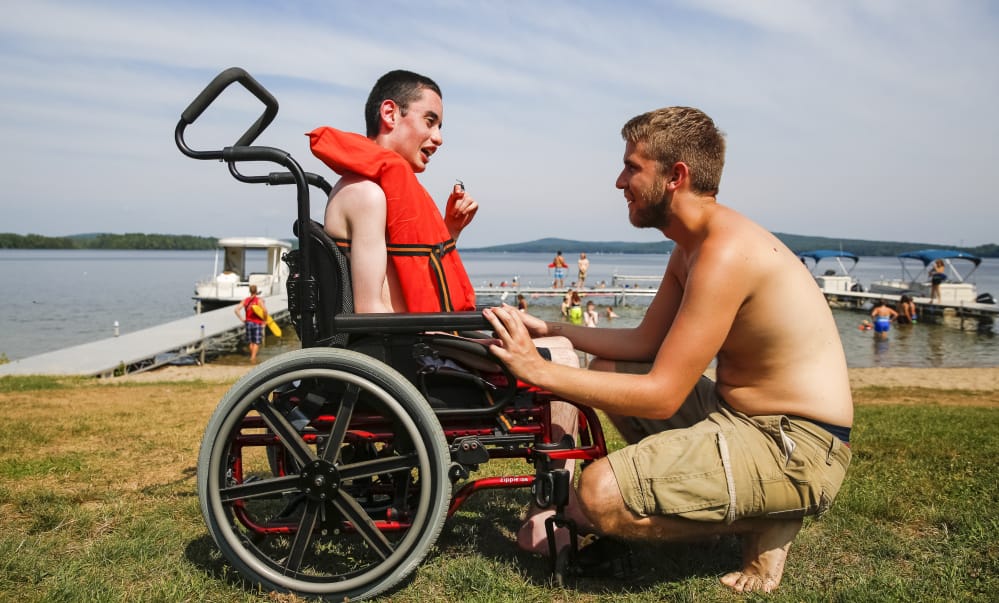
[
  {"xmin": 869, "ymin": 279, "xmax": 978, "ymax": 304},
  {"xmin": 814, "ymin": 274, "xmax": 859, "ymax": 294}
]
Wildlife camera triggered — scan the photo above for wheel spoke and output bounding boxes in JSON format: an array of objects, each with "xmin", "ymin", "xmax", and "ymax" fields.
[
  {"xmin": 322, "ymin": 383, "xmax": 359, "ymax": 462},
  {"xmin": 339, "ymin": 453, "xmax": 418, "ymax": 481},
  {"xmin": 284, "ymin": 499, "xmax": 321, "ymax": 574},
  {"xmin": 330, "ymin": 490, "xmax": 394, "ymax": 560},
  {"xmin": 220, "ymin": 474, "xmax": 300, "ymax": 502},
  {"xmin": 253, "ymin": 397, "xmax": 314, "ymax": 466}
]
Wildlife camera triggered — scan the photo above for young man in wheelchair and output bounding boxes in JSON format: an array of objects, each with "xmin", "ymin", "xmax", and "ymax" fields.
[{"xmin": 309, "ymin": 69, "xmax": 583, "ymax": 557}]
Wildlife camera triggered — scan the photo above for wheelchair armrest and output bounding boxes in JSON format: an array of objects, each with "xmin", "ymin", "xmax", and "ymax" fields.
[{"xmin": 333, "ymin": 311, "xmax": 490, "ymax": 334}]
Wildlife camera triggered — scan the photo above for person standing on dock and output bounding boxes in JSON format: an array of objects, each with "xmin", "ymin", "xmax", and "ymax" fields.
[
  {"xmin": 551, "ymin": 250, "xmax": 568, "ymax": 288},
  {"xmin": 929, "ymin": 259, "xmax": 947, "ymax": 304},
  {"xmin": 577, "ymin": 252, "xmax": 590, "ymax": 289},
  {"xmin": 484, "ymin": 106, "xmax": 853, "ymax": 594},
  {"xmin": 234, "ymin": 284, "xmax": 267, "ymax": 363}
]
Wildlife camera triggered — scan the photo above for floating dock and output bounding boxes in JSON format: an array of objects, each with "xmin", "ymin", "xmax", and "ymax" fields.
[
  {"xmin": 817, "ymin": 289, "xmax": 999, "ymax": 330},
  {"xmin": 474, "ymin": 282, "xmax": 999, "ymax": 330},
  {"xmin": 474, "ymin": 286, "xmax": 658, "ymax": 306},
  {"xmin": 475, "ymin": 274, "xmax": 663, "ymax": 306},
  {"xmin": 0, "ymin": 295, "xmax": 288, "ymax": 378}
]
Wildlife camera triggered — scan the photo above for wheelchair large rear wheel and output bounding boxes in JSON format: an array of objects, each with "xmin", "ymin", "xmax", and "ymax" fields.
[{"xmin": 197, "ymin": 348, "xmax": 451, "ymax": 600}]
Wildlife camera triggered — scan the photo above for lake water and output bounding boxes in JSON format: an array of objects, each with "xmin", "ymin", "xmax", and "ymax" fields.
[{"xmin": 2, "ymin": 249, "xmax": 998, "ymax": 368}]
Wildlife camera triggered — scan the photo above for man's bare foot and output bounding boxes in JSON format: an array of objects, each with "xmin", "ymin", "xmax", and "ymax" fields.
[{"xmin": 720, "ymin": 518, "xmax": 802, "ymax": 593}]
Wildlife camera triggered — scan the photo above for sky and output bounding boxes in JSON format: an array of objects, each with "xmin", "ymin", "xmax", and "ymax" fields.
[{"xmin": 2, "ymin": 0, "xmax": 997, "ymax": 248}]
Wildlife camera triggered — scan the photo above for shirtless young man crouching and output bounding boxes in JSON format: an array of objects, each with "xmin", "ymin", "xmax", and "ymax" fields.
[{"xmin": 484, "ymin": 106, "xmax": 853, "ymax": 593}]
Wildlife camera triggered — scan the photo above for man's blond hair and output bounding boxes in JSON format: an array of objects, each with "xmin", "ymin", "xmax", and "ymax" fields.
[{"xmin": 621, "ymin": 106, "xmax": 726, "ymax": 196}]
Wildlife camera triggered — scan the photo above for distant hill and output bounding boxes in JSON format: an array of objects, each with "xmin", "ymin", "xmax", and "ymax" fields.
[
  {"xmin": 2, "ymin": 231, "xmax": 997, "ymax": 257},
  {"xmin": 466, "ymin": 235, "xmax": 999, "ymax": 258},
  {"xmin": 465, "ymin": 237, "xmax": 673, "ymax": 254}
]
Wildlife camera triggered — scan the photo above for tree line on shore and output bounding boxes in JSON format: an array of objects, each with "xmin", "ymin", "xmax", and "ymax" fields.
[
  {"xmin": 0, "ymin": 233, "xmax": 218, "ymax": 250},
  {"xmin": 2, "ymin": 232, "xmax": 998, "ymax": 258}
]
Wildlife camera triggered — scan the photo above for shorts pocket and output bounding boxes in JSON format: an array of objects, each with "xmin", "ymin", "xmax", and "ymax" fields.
[
  {"xmin": 634, "ymin": 428, "xmax": 732, "ymax": 522},
  {"xmin": 817, "ymin": 442, "xmax": 851, "ymax": 516},
  {"xmin": 761, "ymin": 422, "xmax": 849, "ymax": 518}
]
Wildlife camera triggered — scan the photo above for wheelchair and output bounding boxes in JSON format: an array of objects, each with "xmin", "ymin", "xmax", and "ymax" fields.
[{"xmin": 175, "ymin": 68, "xmax": 610, "ymax": 601}]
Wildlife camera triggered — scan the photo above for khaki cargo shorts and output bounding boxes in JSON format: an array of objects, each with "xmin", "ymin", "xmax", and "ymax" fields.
[{"xmin": 605, "ymin": 372, "xmax": 851, "ymax": 523}]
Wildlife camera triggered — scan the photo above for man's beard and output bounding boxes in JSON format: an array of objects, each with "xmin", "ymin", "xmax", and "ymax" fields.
[{"xmin": 629, "ymin": 177, "xmax": 670, "ymax": 229}]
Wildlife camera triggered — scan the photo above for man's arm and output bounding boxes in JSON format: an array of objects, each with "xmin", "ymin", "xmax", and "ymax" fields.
[
  {"xmin": 485, "ymin": 244, "xmax": 749, "ymax": 419},
  {"xmin": 517, "ymin": 256, "xmax": 685, "ymax": 362}
]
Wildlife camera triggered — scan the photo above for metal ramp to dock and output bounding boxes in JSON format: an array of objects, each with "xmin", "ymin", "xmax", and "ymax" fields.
[{"xmin": 0, "ymin": 295, "xmax": 288, "ymax": 378}]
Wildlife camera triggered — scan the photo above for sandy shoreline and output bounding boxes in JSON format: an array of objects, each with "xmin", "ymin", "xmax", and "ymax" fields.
[{"xmin": 109, "ymin": 362, "xmax": 999, "ymax": 391}]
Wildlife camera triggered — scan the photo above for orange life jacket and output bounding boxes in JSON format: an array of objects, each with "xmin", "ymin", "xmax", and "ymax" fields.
[{"xmin": 308, "ymin": 126, "xmax": 476, "ymax": 312}]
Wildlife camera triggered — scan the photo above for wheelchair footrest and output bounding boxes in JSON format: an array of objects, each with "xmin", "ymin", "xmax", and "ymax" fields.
[{"xmin": 555, "ymin": 536, "xmax": 638, "ymax": 584}]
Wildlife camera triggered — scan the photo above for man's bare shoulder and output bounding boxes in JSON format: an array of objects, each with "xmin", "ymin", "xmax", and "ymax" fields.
[
  {"xmin": 325, "ymin": 175, "xmax": 388, "ymax": 241},
  {"xmin": 702, "ymin": 207, "xmax": 788, "ymax": 264},
  {"xmin": 331, "ymin": 175, "xmax": 386, "ymax": 206}
]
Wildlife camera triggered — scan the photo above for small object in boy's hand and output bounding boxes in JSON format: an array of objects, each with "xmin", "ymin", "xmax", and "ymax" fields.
[{"xmin": 455, "ymin": 179, "xmax": 464, "ymax": 191}]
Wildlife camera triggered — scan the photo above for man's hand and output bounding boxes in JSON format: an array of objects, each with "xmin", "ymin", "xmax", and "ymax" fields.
[
  {"xmin": 483, "ymin": 304, "xmax": 548, "ymax": 384},
  {"xmin": 444, "ymin": 182, "xmax": 478, "ymax": 240},
  {"xmin": 518, "ymin": 310, "xmax": 550, "ymax": 338}
]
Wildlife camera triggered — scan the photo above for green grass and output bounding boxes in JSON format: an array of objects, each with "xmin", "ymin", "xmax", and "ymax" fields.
[
  {"xmin": 0, "ymin": 375, "xmax": 82, "ymax": 393},
  {"xmin": 0, "ymin": 381, "xmax": 996, "ymax": 602}
]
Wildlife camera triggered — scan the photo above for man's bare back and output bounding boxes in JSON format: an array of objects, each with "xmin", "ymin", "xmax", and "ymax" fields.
[{"xmin": 667, "ymin": 205, "xmax": 853, "ymax": 427}]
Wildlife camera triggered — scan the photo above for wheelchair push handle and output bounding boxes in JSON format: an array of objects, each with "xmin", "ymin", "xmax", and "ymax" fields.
[{"xmin": 175, "ymin": 67, "xmax": 279, "ymax": 159}]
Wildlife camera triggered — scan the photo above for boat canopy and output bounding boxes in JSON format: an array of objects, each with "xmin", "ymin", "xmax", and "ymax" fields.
[
  {"xmin": 798, "ymin": 249, "xmax": 859, "ymax": 275},
  {"xmin": 898, "ymin": 249, "xmax": 982, "ymax": 267},
  {"xmin": 894, "ymin": 248, "xmax": 982, "ymax": 284},
  {"xmin": 798, "ymin": 250, "xmax": 859, "ymax": 263}
]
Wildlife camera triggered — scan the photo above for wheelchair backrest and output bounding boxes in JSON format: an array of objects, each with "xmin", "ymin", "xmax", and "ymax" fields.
[{"xmin": 286, "ymin": 220, "xmax": 354, "ymax": 348}]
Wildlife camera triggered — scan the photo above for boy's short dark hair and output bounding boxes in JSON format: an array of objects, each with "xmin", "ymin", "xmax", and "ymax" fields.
[{"xmin": 365, "ymin": 70, "xmax": 442, "ymax": 137}]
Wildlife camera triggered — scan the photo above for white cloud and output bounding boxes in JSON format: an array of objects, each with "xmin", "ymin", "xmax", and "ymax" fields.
[{"xmin": 0, "ymin": 0, "xmax": 996, "ymax": 246}]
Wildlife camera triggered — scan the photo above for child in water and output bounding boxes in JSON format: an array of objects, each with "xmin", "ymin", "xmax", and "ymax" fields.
[{"xmin": 567, "ymin": 290, "xmax": 583, "ymax": 325}]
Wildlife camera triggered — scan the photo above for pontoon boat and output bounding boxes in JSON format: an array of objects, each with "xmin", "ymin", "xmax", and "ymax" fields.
[
  {"xmin": 868, "ymin": 249, "xmax": 992, "ymax": 304},
  {"xmin": 193, "ymin": 237, "xmax": 292, "ymax": 311}
]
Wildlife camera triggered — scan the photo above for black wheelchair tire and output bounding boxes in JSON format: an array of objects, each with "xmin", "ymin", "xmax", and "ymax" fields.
[{"xmin": 197, "ymin": 347, "xmax": 451, "ymax": 600}]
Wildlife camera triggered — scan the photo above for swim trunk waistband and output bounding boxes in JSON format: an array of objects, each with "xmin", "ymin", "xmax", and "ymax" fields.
[{"xmin": 789, "ymin": 415, "xmax": 851, "ymax": 445}]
